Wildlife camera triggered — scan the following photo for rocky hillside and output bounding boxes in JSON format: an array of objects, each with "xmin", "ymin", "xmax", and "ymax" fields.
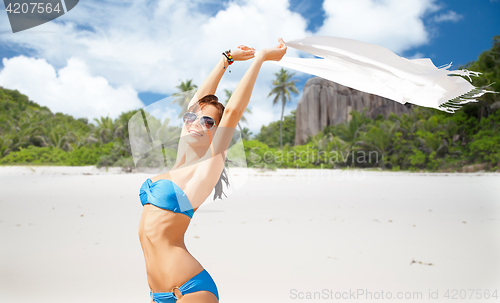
[{"xmin": 295, "ymin": 77, "xmax": 411, "ymax": 145}]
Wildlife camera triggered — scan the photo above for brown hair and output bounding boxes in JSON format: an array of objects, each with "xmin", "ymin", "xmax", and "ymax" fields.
[
  {"xmin": 186, "ymin": 94, "xmax": 225, "ymax": 125},
  {"xmin": 187, "ymin": 94, "xmax": 229, "ymax": 200}
]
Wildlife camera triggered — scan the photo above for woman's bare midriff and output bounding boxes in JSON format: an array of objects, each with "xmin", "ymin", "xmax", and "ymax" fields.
[{"xmin": 138, "ymin": 203, "xmax": 203, "ymax": 293}]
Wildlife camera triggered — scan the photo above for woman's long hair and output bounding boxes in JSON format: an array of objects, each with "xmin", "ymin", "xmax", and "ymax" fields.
[{"xmin": 187, "ymin": 94, "xmax": 230, "ymax": 200}]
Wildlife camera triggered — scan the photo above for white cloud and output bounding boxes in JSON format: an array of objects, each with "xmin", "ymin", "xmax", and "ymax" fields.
[
  {"xmin": 0, "ymin": 56, "xmax": 143, "ymax": 123},
  {"xmin": 433, "ymin": 11, "xmax": 463, "ymax": 23},
  {"xmin": 0, "ymin": 0, "xmax": 309, "ymax": 92},
  {"xmin": 316, "ymin": 0, "xmax": 440, "ymax": 54},
  {"xmin": 0, "ymin": 0, "xmax": 459, "ymax": 133}
]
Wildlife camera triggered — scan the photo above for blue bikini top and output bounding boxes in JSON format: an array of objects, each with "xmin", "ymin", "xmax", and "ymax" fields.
[{"xmin": 139, "ymin": 178, "xmax": 194, "ymax": 218}]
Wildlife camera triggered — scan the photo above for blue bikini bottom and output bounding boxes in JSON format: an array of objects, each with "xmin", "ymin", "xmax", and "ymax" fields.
[{"xmin": 150, "ymin": 269, "xmax": 219, "ymax": 302}]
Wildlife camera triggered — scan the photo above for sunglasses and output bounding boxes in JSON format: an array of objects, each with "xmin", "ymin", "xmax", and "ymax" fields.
[{"xmin": 183, "ymin": 112, "xmax": 218, "ymax": 130}]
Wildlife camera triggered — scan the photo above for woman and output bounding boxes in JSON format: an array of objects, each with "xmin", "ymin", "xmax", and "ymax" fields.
[{"xmin": 138, "ymin": 38, "xmax": 287, "ymax": 303}]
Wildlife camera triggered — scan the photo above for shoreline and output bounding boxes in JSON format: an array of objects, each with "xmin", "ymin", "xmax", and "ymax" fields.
[{"xmin": 0, "ymin": 165, "xmax": 499, "ymax": 177}]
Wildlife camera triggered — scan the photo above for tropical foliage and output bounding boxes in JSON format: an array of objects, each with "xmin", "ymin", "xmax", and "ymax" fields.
[
  {"xmin": 1, "ymin": 35, "xmax": 499, "ymax": 172},
  {"xmin": 247, "ymin": 107, "xmax": 500, "ymax": 172},
  {"xmin": 462, "ymin": 34, "xmax": 500, "ymax": 118},
  {"xmin": 0, "ymin": 87, "xmax": 136, "ymax": 170},
  {"xmin": 254, "ymin": 110, "xmax": 296, "ymax": 148},
  {"xmin": 268, "ymin": 68, "xmax": 299, "ymax": 149},
  {"xmin": 171, "ymin": 79, "xmax": 198, "ymax": 118}
]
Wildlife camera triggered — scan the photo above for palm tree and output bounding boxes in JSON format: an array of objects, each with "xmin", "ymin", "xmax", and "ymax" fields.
[
  {"xmin": 334, "ymin": 109, "xmax": 370, "ymax": 150},
  {"xmin": 240, "ymin": 127, "xmax": 253, "ymax": 140},
  {"xmin": 171, "ymin": 79, "xmax": 198, "ymax": 118},
  {"xmin": 113, "ymin": 110, "xmax": 139, "ymax": 156},
  {"xmin": 356, "ymin": 120, "xmax": 399, "ymax": 169},
  {"xmin": 6, "ymin": 110, "xmax": 48, "ymax": 153},
  {"xmin": 268, "ymin": 68, "xmax": 299, "ymax": 149},
  {"xmin": 0, "ymin": 134, "xmax": 14, "ymax": 158},
  {"xmin": 93, "ymin": 116, "xmax": 116, "ymax": 144},
  {"xmin": 223, "ymin": 89, "xmax": 252, "ymax": 133}
]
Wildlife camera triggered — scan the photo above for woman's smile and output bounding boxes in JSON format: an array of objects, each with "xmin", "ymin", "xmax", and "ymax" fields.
[{"xmin": 189, "ymin": 129, "xmax": 203, "ymax": 137}]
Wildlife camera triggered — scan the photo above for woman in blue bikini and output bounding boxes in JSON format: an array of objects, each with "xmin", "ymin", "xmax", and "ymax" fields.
[{"xmin": 138, "ymin": 38, "xmax": 287, "ymax": 303}]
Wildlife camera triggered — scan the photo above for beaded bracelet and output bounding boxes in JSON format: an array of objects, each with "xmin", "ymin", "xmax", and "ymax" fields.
[
  {"xmin": 223, "ymin": 50, "xmax": 234, "ymax": 65},
  {"xmin": 222, "ymin": 50, "xmax": 234, "ymax": 73}
]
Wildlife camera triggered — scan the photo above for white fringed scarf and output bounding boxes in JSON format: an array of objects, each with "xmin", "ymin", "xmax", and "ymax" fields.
[{"xmin": 272, "ymin": 36, "xmax": 493, "ymax": 113}]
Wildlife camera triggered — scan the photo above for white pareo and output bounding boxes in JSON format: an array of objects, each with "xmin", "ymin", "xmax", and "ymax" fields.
[{"xmin": 272, "ymin": 36, "xmax": 494, "ymax": 113}]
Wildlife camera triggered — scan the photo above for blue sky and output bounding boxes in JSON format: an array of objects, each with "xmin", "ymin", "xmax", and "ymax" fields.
[
  {"xmin": 288, "ymin": 0, "xmax": 499, "ymax": 67},
  {"xmin": 287, "ymin": 0, "xmax": 500, "ymax": 104},
  {"xmin": 0, "ymin": 0, "xmax": 499, "ymax": 135}
]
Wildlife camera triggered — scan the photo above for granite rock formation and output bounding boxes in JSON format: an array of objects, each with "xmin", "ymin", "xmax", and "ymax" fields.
[{"xmin": 295, "ymin": 77, "xmax": 411, "ymax": 145}]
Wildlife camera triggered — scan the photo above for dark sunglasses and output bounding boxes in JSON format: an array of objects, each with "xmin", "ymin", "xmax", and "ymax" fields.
[{"xmin": 183, "ymin": 112, "xmax": 218, "ymax": 130}]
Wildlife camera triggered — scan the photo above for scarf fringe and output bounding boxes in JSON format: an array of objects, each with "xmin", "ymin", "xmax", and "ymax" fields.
[
  {"xmin": 438, "ymin": 85, "xmax": 497, "ymax": 113},
  {"xmin": 447, "ymin": 68, "xmax": 483, "ymax": 82},
  {"xmin": 436, "ymin": 69, "xmax": 496, "ymax": 113}
]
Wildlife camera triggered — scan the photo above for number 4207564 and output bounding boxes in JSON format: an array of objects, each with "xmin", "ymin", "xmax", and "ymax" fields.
[{"xmin": 5, "ymin": 2, "xmax": 62, "ymax": 14}]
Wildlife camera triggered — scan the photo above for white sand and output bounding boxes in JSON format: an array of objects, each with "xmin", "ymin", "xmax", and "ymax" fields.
[{"xmin": 0, "ymin": 166, "xmax": 499, "ymax": 303}]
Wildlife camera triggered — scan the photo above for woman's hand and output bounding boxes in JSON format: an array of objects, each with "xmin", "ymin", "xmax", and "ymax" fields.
[
  {"xmin": 230, "ymin": 45, "xmax": 256, "ymax": 61},
  {"xmin": 258, "ymin": 38, "xmax": 287, "ymax": 62}
]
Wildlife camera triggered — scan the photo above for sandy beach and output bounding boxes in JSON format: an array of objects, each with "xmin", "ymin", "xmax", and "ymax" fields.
[{"xmin": 1, "ymin": 166, "xmax": 499, "ymax": 303}]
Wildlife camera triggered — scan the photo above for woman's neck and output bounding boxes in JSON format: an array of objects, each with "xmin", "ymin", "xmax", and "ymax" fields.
[{"xmin": 174, "ymin": 145, "xmax": 207, "ymax": 170}]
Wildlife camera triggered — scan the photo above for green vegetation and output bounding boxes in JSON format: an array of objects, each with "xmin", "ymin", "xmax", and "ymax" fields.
[
  {"xmin": 462, "ymin": 35, "xmax": 500, "ymax": 118},
  {"xmin": 254, "ymin": 110, "xmax": 296, "ymax": 148},
  {"xmin": 171, "ymin": 79, "xmax": 198, "ymax": 118},
  {"xmin": 1, "ymin": 35, "xmax": 498, "ymax": 172},
  {"xmin": 0, "ymin": 87, "xmax": 136, "ymax": 170},
  {"xmin": 246, "ymin": 107, "xmax": 500, "ymax": 172},
  {"xmin": 268, "ymin": 68, "xmax": 299, "ymax": 149}
]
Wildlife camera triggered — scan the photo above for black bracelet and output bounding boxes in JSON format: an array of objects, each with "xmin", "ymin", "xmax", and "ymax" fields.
[
  {"xmin": 222, "ymin": 49, "xmax": 234, "ymax": 73},
  {"xmin": 222, "ymin": 50, "xmax": 234, "ymax": 65}
]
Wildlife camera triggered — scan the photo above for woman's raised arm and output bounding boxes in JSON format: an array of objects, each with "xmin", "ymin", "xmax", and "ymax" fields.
[
  {"xmin": 186, "ymin": 45, "xmax": 256, "ymax": 110},
  {"xmin": 219, "ymin": 38, "xmax": 287, "ymax": 129},
  {"xmin": 187, "ymin": 39, "xmax": 288, "ymax": 204},
  {"xmin": 202, "ymin": 38, "xmax": 287, "ymax": 159}
]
